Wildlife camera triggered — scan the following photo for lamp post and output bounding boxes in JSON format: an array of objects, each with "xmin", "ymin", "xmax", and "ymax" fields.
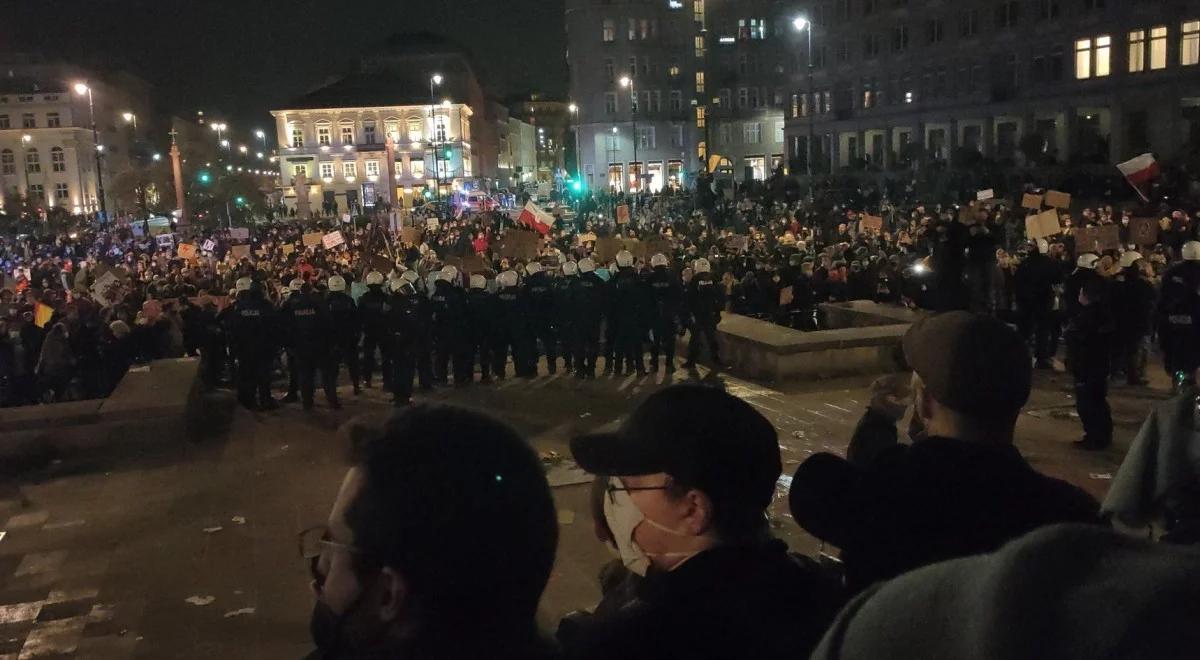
[
  {"xmin": 568, "ymin": 103, "xmax": 582, "ymax": 187},
  {"xmin": 254, "ymin": 129, "xmax": 267, "ymax": 151},
  {"xmin": 122, "ymin": 112, "xmax": 137, "ymax": 131},
  {"xmin": 792, "ymin": 17, "xmax": 816, "ymax": 204},
  {"xmin": 619, "ymin": 76, "xmax": 638, "ymax": 194},
  {"xmin": 74, "ymin": 82, "xmax": 108, "ymax": 222},
  {"xmin": 210, "ymin": 122, "xmax": 227, "ymax": 142},
  {"xmin": 429, "ymin": 73, "xmax": 443, "ymax": 201}
]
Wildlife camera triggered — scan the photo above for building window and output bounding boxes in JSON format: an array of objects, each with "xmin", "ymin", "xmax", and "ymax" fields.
[
  {"xmin": 1150, "ymin": 26, "xmax": 1168, "ymax": 70},
  {"xmin": 892, "ymin": 25, "xmax": 909, "ymax": 51},
  {"xmin": 407, "ymin": 118, "xmax": 422, "ymax": 142},
  {"xmin": 25, "ymin": 148, "xmax": 39, "ymax": 173},
  {"xmin": 363, "ymin": 121, "xmax": 376, "ymax": 144},
  {"xmin": 743, "ymin": 122, "xmax": 762, "ymax": 144},
  {"xmin": 0, "ymin": 115, "xmax": 8, "ymax": 129},
  {"xmin": 1129, "ymin": 30, "xmax": 1146, "ymax": 72},
  {"xmin": 695, "ymin": 106, "xmax": 706, "ymax": 128},
  {"xmin": 718, "ymin": 89, "xmax": 731, "ymax": 108},
  {"xmin": 749, "ymin": 88, "xmax": 760, "ymax": 108},
  {"xmin": 341, "ymin": 124, "xmax": 355, "ymax": 144},
  {"xmin": 668, "ymin": 60, "xmax": 680, "ymax": 77},
  {"xmin": 671, "ymin": 124, "xmax": 684, "ymax": 147},
  {"xmin": 1075, "ymin": 35, "xmax": 1111, "ymax": 79},
  {"xmin": 320, "ymin": 162, "xmax": 335, "ymax": 180},
  {"xmin": 16, "ymin": 95, "xmax": 32, "ymax": 103},
  {"xmin": 638, "ymin": 126, "xmax": 656, "ymax": 149},
  {"xmin": 738, "ymin": 18, "xmax": 767, "ymax": 40},
  {"xmin": 603, "ymin": 19, "xmax": 615, "ymax": 42},
  {"xmin": 604, "ymin": 58, "xmax": 615, "ymax": 81},
  {"xmin": 293, "ymin": 163, "xmax": 308, "ymax": 178},
  {"xmin": 774, "ymin": 121, "xmax": 785, "ymax": 143},
  {"xmin": 21, "ymin": 113, "xmax": 34, "ymax": 129},
  {"xmin": 608, "ymin": 164, "xmax": 624, "ymax": 191},
  {"xmin": 366, "ymin": 160, "xmax": 380, "ymax": 177},
  {"xmin": 995, "ymin": 1, "xmax": 1019, "ymax": 29},
  {"xmin": 695, "ymin": 71, "xmax": 705, "ymax": 93},
  {"xmin": 46, "ymin": 112, "xmax": 60, "ymax": 128},
  {"xmin": 343, "ymin": 162, "xmax": 357, "ymax": 179},
  {"xmin": 1037, "ymin": 0, "xmax": 1059, "ymax": 19},
  {"xmin": 745, "ymin": 156, "xmax": 766, "ymax": 181},
  {"xmin": 411, "ymin": 160, "xmax": 425, "ymax": 178},
  {"xmin": 718, "ymin": 123, "xmax": 731, "ymax": 145},
  {"xmin": 0, "ymin": 150, "xmax": 13, "ymax": 175},
  {"xmin": 737, "ymin": 88, "xmax": 748, "ymax": 108},
  {"xmin": 628, "ymin": 18, "xmax": 637, "ymax": 41},
  {"xmin": 317, "ymin": 124, "xmax": 332, "ymax": 145},
  {"xmin": 1185, "ymin": 20, "xmax": 1200, "ymax": 66},
  {"xmin": 55, "ymin": 183, "xmax": 68, "ymax": 202},
  {"xmin": 434, "ymin": 116, "xmax": 448, "ymax": 142},
  {"xmin": 959, "ymin": 9, "xmax": 978, "ymax": 37},
  {"xmin": 927, "ymin": 19, "xmax": 944, "ymax": 44},
  {"xmin": 605, "ymin": 93, "xmax": 617, "ymax": 115},
  {"xmin": 670, "ymin": 90, "xmax": 683, "ymax": 111},
  {"xmin": 29, "ymin": 184, "xmax": 43, "ymax": 200},
  {"xmin": 384, "ymin": 120, "xmax": 399, "ymax": 142},
  {"xmin": 290, "ymin": 125, "xmax": 304, "ymax": 148},
  {"xmin": 50, "ymin": 146, "xmax": 64, "ymax": 172},
  {"xmin": 630, "ymin": 91, "xmax": 639, "ymax": 114},
  {"xmin": 606, "ymin": 133, "xmax": 620, "ymax": 152}
]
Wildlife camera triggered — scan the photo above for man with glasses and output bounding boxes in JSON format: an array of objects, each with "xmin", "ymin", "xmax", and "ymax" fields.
[
  {"xmin": 301, "ymin": 405, "xmax": 559, "ymax": 660},
  {"xmin": 563, "ymin": 385, "xmax": 842, "ymax": 660}
]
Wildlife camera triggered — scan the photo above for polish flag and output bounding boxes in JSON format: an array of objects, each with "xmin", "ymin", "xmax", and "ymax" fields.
[
  {"xmin": 1117, "ymin": 153, "xmax": 1159, "ymax": 201},
  {"xmin": 518, "ymin": 202, "xmax": 554, "ymax": 235}
]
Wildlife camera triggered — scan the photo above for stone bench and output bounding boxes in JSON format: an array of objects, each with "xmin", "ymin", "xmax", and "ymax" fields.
[
  {"xmin": 0, "ymin": 357, "xmax": 202, "ymax": 460},
  {"xmin": 681, "ymin": 302, "xmax": 914, "ymax": 382}
]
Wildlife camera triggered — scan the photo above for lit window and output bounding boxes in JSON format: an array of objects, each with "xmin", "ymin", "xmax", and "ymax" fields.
[
  {"xmin": 1183, "ymin": 20, "xmax": 1199, "ymax": 66},
  {"xmin": 50, "ymin": 146, "xmax": 64, "ymax": 172},
  {"xmin": 55, "ymin": 183, "xmax": 68, "ymax": 202},
  {"xmin": 407, "ymin": 118, "xmax": 423, "ymax": 142},
  {"xmin": 905, "ymin": 91, "xmax": 914, "ymax": 104},
  {"xmin": 695, "ymin": 106, "xmax": 706, "ymax": 129},
  {"xmin": 1129, "ymin": 30, "xmax": 1146, "ymax": 72},
  {"xmin": 434, "ymin": 117, "xmax": 448, "ymax": 142},
  {"xmin": 774, "ymin": 121, "xmax": 785, "ymax": 143},
  {"xmin": 320, "ymin": 162, "xmax": 334, "ymax": 179},
  {"xmin": 343, "ymin": 161, "xmax": 357, "ymax": 179},
  {"xmin": 694, "ymin": 35, "xmax": 705, "ymax": 57},
  {"xmin": 293, "ymin": 164, "xmax": 308, "ymax": 178},
  {"xmin": 743, "ymin": 122, "xmax": 761, "ymax": 144},
  {"xmin": 317, "ymin": 124, "xmax": 331, "ymax": 145},
  {"xmin": 46, "ymin": 112, "xmax": 60, "ymax": 128},
  {"xmin": 366, "ymin": 161, "xmax": 380, "ymax": 177},
  {"xmin": 290, "ymin": 125, "xmax": 304, "ymax": 148},
  {"xmin": 0, "ymin": 150, "xmax": 13, "ymax": 175},
  {"xmin": 668, "ymin": 62, "xmax": 680, "ymax": 77},
  {"xmin": 695, "ymin": 71, "xmax": 705, "ymax": 93},
  {"xmin": 25, "ymin": 148, "xmax": 39, "ymax": 173},
  {"xmin": 638, "ymin": 127, "xmax": 656, "ymax": 149},
  {"xmin": 411, "ymin": 160, "xmax": 425, "ymax": 178},
  {"xmin": 1097, "ymin": 35, "xmax": 1111, "ymax": 76},
  {"xmin": 341, "ymin": 124, "xmax": 355, "ymax": 145},
  {"xmin": 602, "ymin": 19, "xmax": 615, "ymax": 42},
  {"xmin": 1150, "ymin": 26, "xmax": 1167, "ymax": 70}
]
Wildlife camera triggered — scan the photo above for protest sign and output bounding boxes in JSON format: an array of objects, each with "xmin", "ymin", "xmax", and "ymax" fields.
[
  {"xmin": 497, "ymin": 232, "xmax": 540, "ymax": 260},
  {"xmin": 231, "ymin": 245, "xmax": 251, "ymax": 260},
  {"xmin": 860, "ymin": 215, "xmax": 884, "ymax": 233},
  {"xmin": 594, "ymin": 237, "xmax": 624, "ymax": 263},
  {"xmin": 1044, "ymin": 190, "xmax": 1072, "ymax": 209},
  {"xmin": 400, "ymin": 227, "xmax": 422, "ymax": 245},
  {"xmin": 323, "ymin": 231, "xmax": 346, "ymax": 250},
  {"xmin": 1021, "ymin": 193, "xmax": 1044, "ymax": 210},
  {"xmin": 177, "ymin": 243, "xmax": 197, "ymax": 260},
  {"xmin": 426, "ymin": 218, "xmax": 440, "ymax": 231},
  {"xmin": 1072, "ymin": 225, "xmax": 1120, "ymax": 254},
  {"xmin": 727, "ymin": 235, "xmax": 750, "ymax": 252},
  {"xmin": 156, "ymin": 233, "xmax": 175, "ymax": 248},
  {"xmin": 201, "ymin": 239, "xmax": 216, "ymax": 253},
  {"xmin": 444, "ymin": 255, "xmax": 490, "ymax": 274},
  {"xmin": 90, "ymin": 271, "xmax": 124, "ymax": 307},
  {"xmin": 641, "ymin": 237, "xmax": 674, "ymax": 261},
  {"xmin": 616, "ymin": 205, "xmax": 631, "ymax": 225},
  {"xmin": 1130, "ymin": 218, "xmax": 1159, "ymax": 246},
  {"xmin": 229, "ymin": 227, "xmax": 250, "ymax": 240},
  {"xmin": 976, "ymin": 189, "xmax": 994, "ymax": 201},
  {"xmin": 577, "ymin": 232, "xmax": 598, "ymax": 244},
  {"xmin": 302, "ymin": 232, "xmax": 324, "ymax": 247},
  {"xmin": 369, "ymin": 255, "xmax": 394, "ymax": 274},
  {"xmin": 281, "ymin": 244, "xmax": 296, "ymax": 256},
  {"xmin": 1025, "ymin": 210, "xmax": 1062, "ymax": 240}
]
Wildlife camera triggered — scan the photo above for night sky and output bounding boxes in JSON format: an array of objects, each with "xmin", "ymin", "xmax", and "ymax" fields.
[{"xmin": 2, "ymin": 0, "xmax": 566, "ymax": 132}]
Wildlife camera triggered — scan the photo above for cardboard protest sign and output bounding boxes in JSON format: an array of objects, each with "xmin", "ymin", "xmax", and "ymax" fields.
[
  {"xmin": 156, "ymin": 233, "xmax": 175, "ymax": 248},
  {"xmin": 860, "ymin": 215, "xmax": 884, "ymax": 233},
  {"xmin": 302, "ymin": 232, "xmax": 324, "ymax": 247},
  {"xmin": 229, "ymin": 227, "xmax": 250, "ymax": 240},
  {"xmin": 426, "ymin": 218, "xmax": 440, "ymax": 231},
  {"xmin": 642, "ymin": 237, "xmax": 674, "ymax": 261},
  {"xmin": 976, "ymin": 189, "xmax": 994, "ymax": 201},
  {"xmin": 1130, "ymin": 218, "xmax": 1159, "ymax": 246},
  {"xmin": 90, "ymin": 271, "xmax": 124, "ymax": 307},
  {"xmin": 621, "ymin": 238, "xmax": 642, "ymax": 260},
  {"xmin": 400, "ymin": 227, "xmax": 422, "ymax": 245},
  {"xmin": 577, "ymin": 232, "xmax": 598, "ymax": 244},
  {"xmin": 231, "ymin": 245, "xmax": 251, "ymax": 260},
  {"xmin": 201, "ymin": 239, "xmax": 216, "ymax": 253},
  {"xmin": 369, "ymin": 255, "xmax": 394, "ymax": 274},
  {"xmin": 497, "ymin": 232, "xmax": 540, "ymax": 260},
  {"xmin": 1025, "ymin": 210, "xmax": 1062, "ymax": 240},
  {"xmin": 1073, "ymin": 225, "xmax": 1120, "ymax": 254},
  {"xmin": 616, "ymin": 205, "xmax": 631, "ymax": 225},
  {"xmin": 281, "ymin": 244, "xmax": 296, "ymax": 256},
  {"xmin": 779, "ymin": 286, "xmax": 794, "ymax": 307},
  {"xmin": 148, "ymin": 224, "xmax": 172, "ymax": 237},
  {"xmin": 959, "ymin": 205, "xmax": 977, "ymax": 225},
  {"xmin": 1044, "ymin": 190, "xmax": 1071, "ymax": 209},
  {"xmin": 323, "ymin": 231, "xmax": 346, "ymax": 250},
  {"xmin": 594, "ymin": 237, "xmax": 624, "ymax": 263},
  {"xmin": 1021, "ymin": 193, "xmax": 1044, "ymax": 210},
  {"xmin": 726, "ymin": 235, "xmax": 750, "ymax": 252},
  {"xmin": 177, "ymin": 243, "xmax": 197, "ymax": 260},
  {"xmin": 444, "ymin": 255, "xmax": 490, "ymax": 274}
]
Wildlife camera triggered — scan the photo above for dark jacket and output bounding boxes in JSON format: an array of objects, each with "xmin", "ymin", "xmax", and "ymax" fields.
[
  {"xmin": 1013, "ymin": 252, "xmax": 1062, "ymax": 313},
  {"xmin": 686, "ymin": 273, "xmax": 723, "ymax": 327},
  {"xmin": 563, "ymin": 541, "xmax": 841, "ymax": 660}
]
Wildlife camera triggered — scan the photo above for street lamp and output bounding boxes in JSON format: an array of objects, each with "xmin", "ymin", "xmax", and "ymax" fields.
[
  {"xmin": 73, "ymin": 82, "xmax": 108, "ymax": 222},
  {"xmin": 210, "ymin": 122, "xmax": 227, "ymax": 141},
  {"xmin": 152, "ymin": 153, "xmax": 162, "ymax": 161},
  {"xmin": 238, "ymin": 145, "xmax": 248, "ymax": 154},
  {"xmin": 429, "ymin": 73, "xmax": 444, "ymax": 200},
  {"xmin": 254, "ymin": 128, "xmax": 267, "ymax": 151},
  {"xmin": 122, "ymin": 111, "xmax": 137, "ymax": 130},
  {"xmin": 793, "ymin": 16, "xmax": 816, "ymax": 204},
  {"xmin": 619, "ymin": 76, "xmax": 640, "ymax": 193},
  {"xmin": 220, "ymin": 139, "xmax": 230, "ymax": 149}
]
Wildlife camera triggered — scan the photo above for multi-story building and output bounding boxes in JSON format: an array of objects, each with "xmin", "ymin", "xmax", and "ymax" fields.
[
  {"xmin": 567, "ymin": 0, "xmax": 702, "ymax": 193},
  {"xmin": 783, "ymin": 1, "xmax": 1200, "ymax": 173},
  {"xmin": 510, "ymin": 95, "xmax": 573, "ymax": 183},
  {"xmin": 0, "ymin": 55, "xmax": 151, "ymax": 217},
  {"xmin": 271, "ymin": 33, "xmax": 502, "ymax": 215}
]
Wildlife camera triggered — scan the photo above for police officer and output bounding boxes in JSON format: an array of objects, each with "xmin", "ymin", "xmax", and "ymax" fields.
[
  {"xmin": 569, "ymin": 258, "xmax": 605, "ymax": 379},
  {"xmin": 523, "ymin": 261, "xmax": 559, "ymax": 375},
  {"xmin": 385, "ymin": 278, "xmax": 420, "ymax": 406},
  {"xmin": 326, "ymin": 275, "xmax": 361, "ymax": 398},
  {"xmin": 493, "ymin": 269, "xmax": 527, "ymax": 379},
  {"xmin": 1156, "ymin": 240, "xmax": 1200, "ymax": 389},
  {"xmin": 684, "ymin": 257, "xmax": 724, "ymax": 369},
  {"xmin": 400, "ymin": 269, "xmax": 435, "ymax": 390},
  {"xmin": 466, "ymin": 273, "xmax": 495, "ymax": 384},
  {"xmin": 1065, "ymin": 259, "xmax": 1115, "ymax": 451},
  {"xmin": 280, "ymin": 279, "xmax": 332, "ymax": 410},
  {"xmin": 610, "ymin": 250, "xmax": 649, "ymax": 376},
  {"xmin": 280, "ymin": 279, "xmax": 305, "ymax": 402},
  {"xmin": 225, "ymin": 277, "xmax": 277, "ymax": 411},
  {"xmin": 358, "ymin": 271, "xmax": 391, "ymax": 390},
  {"xmin": 1014, "ymin": 239, "xmax": 1063, "ymax": 369},
  {"xmin": 646, "ymin": 253, "xmax": 683, "ymax": 374},
  {"xmin": 555, "ymin": 262, "xmax": 579, "ymax": 374},
  {"xmin": 429, "ymin": 265, "xmax": 470, "ymax": 386}
]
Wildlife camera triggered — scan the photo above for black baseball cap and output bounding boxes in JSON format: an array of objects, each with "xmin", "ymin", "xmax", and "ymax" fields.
[
  {"xmin": 570, "ymin": 385, "xmax": 781, "ymax": 517},
  {"xmin": 902, "ymin": 311, "xmax": 1031, "ymax": 421}
]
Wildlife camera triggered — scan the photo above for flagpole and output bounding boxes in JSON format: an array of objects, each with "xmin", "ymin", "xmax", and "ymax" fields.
[{"xmin": 1122, "ymin": 175, "xmax": 1150, "ymax": 204}]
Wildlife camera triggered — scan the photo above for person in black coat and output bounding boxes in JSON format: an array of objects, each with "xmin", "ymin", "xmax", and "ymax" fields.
[
  {"xmin": 1014, "ymin": 239, "xmax": 1063, "ymax": 368},
  {"xmin": 1065, "ymin": 255, "xmax": 1115, "ymax": 450},
  {"xmin": 645, "ymin": 254, "xmax": 684, "ymax": 373},
  {"xmin": 325, "ymin": 275, "xmax": 361, "ymax": 400},
  {"xmin": 225, "ymin": 279, "xmax": 278, "ymax": 411},
  {"xmin": 428, "ymin": 266, "xmax": 470, "ymax": 385},
  {"xmin": 683, "ymin": 258, "xmax": 724, "ymax": 368},
  {"xmin": 1156, "ymin": 241, "xmax": 1200, "ymax": 389},
  {"xmin": 466, "ymin": 274, "xmax": 496, "ymax": 384},
  {"xmin": 522, "ymin": 262, "xmax": 560, "ymax": 375},
  {"xmin": 1113, "ymin": 252, "xmax": 1156, "ymax": 386},
  {"xmin": 569, "ymin": 259, "xmax": 606, "ymax": 379}
]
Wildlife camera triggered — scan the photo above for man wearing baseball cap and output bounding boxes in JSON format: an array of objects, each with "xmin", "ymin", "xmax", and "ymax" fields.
[
  {"xmin": 565, "ymin": 384, "xmax": 841, "ymax": 659},
  {"xmin": 789, "ymin": 312, "xmax": 1099, "ymax": 594}
]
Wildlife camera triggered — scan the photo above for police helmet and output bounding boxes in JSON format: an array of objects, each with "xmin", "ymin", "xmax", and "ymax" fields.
[
  {"xmin": 650, "ymin": 253, "xmax": 669, "ymax": 268},
  {"xmin": 1076, "ymin": 253, "xmax": 1099, "ymax": 270},
  {"xmin": 526, "ymin": 261, "xmax": 543, "ymax": 276},
  {"xmin": 578, "ymin": 258, "xmax": 596, "ymax": 274},
  {"xmin": 1118, "ymin": 251, "xmax": 1143, "ymax": 269},
  {"xmin": 365, "ymin": 271, "xmax": 385, "ymax": 286},
  {"xmin": 401, "ymin": 270, "xmax": 421, "ymax": 284},
  {"xmin": 616, "ymin": 250, "xmax": 634, "ymax": 268},
  {"xmin": 1036, "ymin": 239, "xmax": 1050, "ymax": 255},
  {"xmin": 498, "ymin": 270, "xmax": 519, "ymax": 288},
  {"xmin": 289, "ymin": 278, "xmax": 305, "ymax": 292},
  {"xmin": 563, "ymin": 261, "xmax": 579, "ymax": 276},
  {"xmin": 469, "ymin": 274, "xmax": 487, "ymax": 289},
  {"xmin": 388, "ymin": 277, "xmax": 407, "ymax": 293},
  {"xmin": 440, "ymin": 265, "xmax": 459, "ymax": 283},
  {"xmin": 235, "ymin": 277, "xmax": 252, "ymax": 293},
  {"xmin": 693, "ymin": 258, "xmax": 712, "ymax": 274},
  {"xmin": 328, "ymin": 275, "xmax": 347, "ymax": 292},
  {"xmin": 1183, "ymin": 241, "xmax": 1200, "ymax": 262}
]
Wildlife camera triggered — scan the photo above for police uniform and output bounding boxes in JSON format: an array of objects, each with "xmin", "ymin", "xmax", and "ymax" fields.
[
  {"xmin": 466, "ymin": 276, "xmax": 496, "ymax": 383},
  {"xmin": 325, "ymin": 276, "xmax": 361, "ymax": 398},
  {"xmin": 646, "ymin": 258, "xmax": 683, "ymax": 372},
  {"xmin": 685, "ymin": 259, "xmax": 724, "ymax": 367},
  {"xmin": 569, "ymin": 260, "xmax": 606, "ymax": 379},
  {"xmin": 225, "ymin": 281, "xmax": 277, "ymax": 410},
  {"xmin": 1156, "ymin": 245, "xmax": 1200, "ymax": 387},
  {"xmin": 280, "ymin": 286, "xmax": 332, "ymax": 409},
  {"xmin": 429, "ymin": 268, "xmax": 470, "ymax": 385},
  {"xmin": 522, "ymin": 264, "xmax": 559, "ymax": 375},
  {"xmin": 357, "ymin": 275, "xmax": 391, "ymax": 389}
]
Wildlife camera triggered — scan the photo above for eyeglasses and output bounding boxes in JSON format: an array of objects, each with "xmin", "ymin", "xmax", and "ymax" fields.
[
  {"xmin": 299, "ymin": 525, "xmax": 362, "ymax": 588},
  {"xmin": 606, "ymin": 477, "xmax": 670, "ymax": 505}
]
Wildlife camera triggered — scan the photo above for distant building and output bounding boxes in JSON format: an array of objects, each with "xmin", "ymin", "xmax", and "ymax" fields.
[
  {"xmin": 0, "ymin": 54, "xmax": 152, "ymax": 217},
  {"xmin": 270, "ymin": 33, "xmax": 503, "ymax": 215},
  {"xmin": 509, "ymin": 95, "xmax": 572, "ymax": 183}
]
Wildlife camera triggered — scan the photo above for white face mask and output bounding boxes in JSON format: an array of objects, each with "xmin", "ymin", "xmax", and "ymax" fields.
[{"xmin": 602, "ymin": 477, "xmax": 698, "ymax": 576}]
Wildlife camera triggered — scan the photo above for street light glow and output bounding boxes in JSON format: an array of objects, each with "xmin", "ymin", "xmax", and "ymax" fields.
[
  {"xmin": 239, "ymin": 145, "xmax": 248, "ymax": 153},
  {"xmin": 21, "ymin": 134, "xmax": 31, "ymax": 143},
  {"xmin": 619, "ymin": 76, "xmax": 631, "ymax": 87},
  {"xmin": 220, "ymin": 139, "xmax": 230, "ymax": 148},
  {"xmin": 568, "ymin": 103, "xmax": 578, "ymax": 113},
  {"xmin": 152, "ymin": 153, "xmax": 162, "ymax": 161},
  {"xmin": 442, "ymin": 99, "xmax": 451, "ymax": 107},
  {"xmin": 256, "ymin": 152, "xmax": 264, "ymax": 159},
  {"xmin": 612, "ymin": 126, "xmax": 619, "ymax": 133},
  {"xmin": 793, "ymin": 16, "xmax": 810, "ymax": 31},
  {"xmin": 431, "ymin": 74, "xmax": 443, "ymax": 86},
  {"xmin": 122, "ymin": 112, "xmax": 135, "ymax": 123},
  {"xmin": 255, "ymin": 129, "xmax": 265, "ymax": 139},
  {"xmin": 73, "ymin": 82, "xmax": 89, "ymax": 96}
]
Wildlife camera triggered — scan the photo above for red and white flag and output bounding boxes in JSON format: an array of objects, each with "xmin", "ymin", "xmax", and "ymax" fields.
[
  {"xmin": 517, "ymin": 202, "xmax": 553, "ymax": 235},
  {"xmin": 1116, "ymin": 153, "xmax": 1159, "ymax": 201}
]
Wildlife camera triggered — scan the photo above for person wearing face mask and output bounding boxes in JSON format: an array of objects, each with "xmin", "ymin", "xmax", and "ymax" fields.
[
  {"xmin": 302, "ymin": 405, "xmax": 559, "ymax": 660},
  {"xmin": 563, "ymin": 384, "xmax": 843, "ymax": 660},
  {"xmin": 789, "ymin": 312, "xmax": 1100, "ymax": 596}
]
